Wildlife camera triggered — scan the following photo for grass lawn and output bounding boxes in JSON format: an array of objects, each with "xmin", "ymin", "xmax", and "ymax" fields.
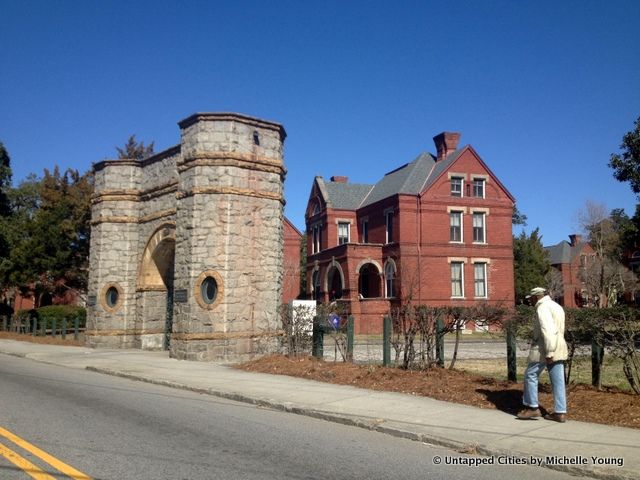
[{"xmin": 456, "ymin": 354, "xmax": 632, "ymax": 391}]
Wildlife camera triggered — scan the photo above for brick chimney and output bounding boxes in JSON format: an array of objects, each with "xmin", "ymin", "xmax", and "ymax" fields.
[
  {"xmin": 569, "ymin": 234, "xmax": 582, "ymax": 246},
  {"xmin": 433, "ymin": 132, "xmax": 461, "ymax": 161},
  {"xmin": 330, "ymin": 176, "xmax": 348, "ymax": 183}
]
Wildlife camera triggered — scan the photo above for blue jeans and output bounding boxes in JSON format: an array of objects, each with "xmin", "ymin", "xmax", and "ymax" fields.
[{"xmin": 522, "ymin": 361, "xmax": 567, "ymax": 414}]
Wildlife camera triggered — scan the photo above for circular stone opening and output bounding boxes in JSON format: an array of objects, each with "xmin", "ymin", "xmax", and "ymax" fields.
[
  {"xmin": 201, "ymin": 276, "xmax": 218, "ymax": 305},
  {"xmin": 105, "ymin": 286, "xmax": 119, "ymax": 308}
]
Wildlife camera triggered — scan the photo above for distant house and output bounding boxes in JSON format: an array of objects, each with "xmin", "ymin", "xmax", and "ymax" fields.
[
  {"xmin": 304, "ymin": 132, "xmax": 515, "ymax": 333},
  {"xmin": 544, "ymin": 234, "xmax": 595, "ymax": 307}
]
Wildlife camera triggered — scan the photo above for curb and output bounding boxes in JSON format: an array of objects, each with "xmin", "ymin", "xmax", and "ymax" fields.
[{"xmin": 85, "ymin": 366, "xmax": 634, "ymax": 480}]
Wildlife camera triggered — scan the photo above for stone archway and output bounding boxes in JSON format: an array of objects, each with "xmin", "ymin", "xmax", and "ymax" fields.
[{"xmin": 137, "ymin": 224, "xmax": 176, "ymax": 350}]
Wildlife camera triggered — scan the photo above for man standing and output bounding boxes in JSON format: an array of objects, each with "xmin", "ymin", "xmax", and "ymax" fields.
[{"xmin": 517, "ymin": 287, "xmax": 568, "ymax": 422}]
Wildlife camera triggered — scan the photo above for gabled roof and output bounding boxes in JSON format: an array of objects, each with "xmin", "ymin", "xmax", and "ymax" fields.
[
  {"xmin": 314, "ymin": 143, "xmax": 514, "ymax": 212},
  {"xmin": 315, "ymin": 176, "xmax": 373, "ymax": 210},
  {"xmin": 361, "ymin": 153, "xmax": 436, "ymax": 207},
  {"xmin": 545, "ymin": 240, "xmax": 588, "ymax": 265},
  {"xmin": 421, "ymin": 148, "xmax": 464, "ymax": 191}
]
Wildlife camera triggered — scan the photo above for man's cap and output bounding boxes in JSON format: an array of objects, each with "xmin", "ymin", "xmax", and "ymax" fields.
[{"xmin": 529, "ymin": 287, "xmax": 546, "ymax": 297}]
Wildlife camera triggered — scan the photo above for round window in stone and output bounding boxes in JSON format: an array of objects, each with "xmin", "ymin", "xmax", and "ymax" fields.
[
  {"xmin": 105, "ymin": 286, "xmax": 119, "ymax": 308},
  {"xmin": 201, "ymin": 276, "xmax": 218, "ymax": 304}
]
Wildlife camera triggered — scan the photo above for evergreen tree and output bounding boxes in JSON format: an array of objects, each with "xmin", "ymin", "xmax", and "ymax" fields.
[
  {"xmin": 513, "ymin": 228, "xmax": 550, "ymax": 302},
  {"xmin": 609, "ymin": 116, "xmax": 640, "ymax": 196},
  {"xmin": 116, "ymin": 135, "xmax": 155, "ymax": 160},
  {"xmin": 0, "ymin": 142, "xmax": 11, "ymax": 217}
]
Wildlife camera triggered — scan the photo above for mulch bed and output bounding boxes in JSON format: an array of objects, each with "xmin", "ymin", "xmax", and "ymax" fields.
[{"xmin": 237, "ymin": 354, "xmax": 640, "ymax": 430}]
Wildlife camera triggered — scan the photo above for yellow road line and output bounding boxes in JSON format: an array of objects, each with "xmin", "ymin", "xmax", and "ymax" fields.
[
  {"xmin": 0, "ymin": 442, "xmax": 57, "ymax": 480},
  {"xmin": 0, "ymin": 426, "xmax": 92, "ymax": 480}
]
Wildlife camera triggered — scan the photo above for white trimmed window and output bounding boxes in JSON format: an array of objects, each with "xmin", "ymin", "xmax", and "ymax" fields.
[
  {"xmin": 450, "ymin": 211, "xmax": 463, "ymax": 242},
  {"xmin": 384, "ymin": 261, "xmax": 396, "ymax": 298},
  {"xmin": 473, "ymin": 178, "xmax": 485, "ymax": 198},
  {"xmin": 451, "ymin": 176, "xmax": 463, "ymax": 197},
  {"xmin": 361, "ymin": 219, "xmax": 369, "ymax": 243},
  {"xmin": 451, "ymin": 262, "xmax": 464, "ymax": 298},
  {"xmin": 474, "ymin": 263, "xmax": 487, "ymax": 298},
  {"xmin": 472, "ymin": 212, "xmax": 486, "ymax": 243},
  {"xmin": 338, "ymin": 222, "xmax": 350, "ymax": 245},
  {"xmin": 385, "ymin": 211, "xmax": 394, "ymax": 244},
  {"xmin": 312, "ymin": 225, "xmax": 322, "ymax": 254}
]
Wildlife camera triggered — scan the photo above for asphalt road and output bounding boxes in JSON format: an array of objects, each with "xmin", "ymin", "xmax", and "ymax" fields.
[{"xmin": 0, "ymin": 354, "xmax": 578, "ymax": 480}]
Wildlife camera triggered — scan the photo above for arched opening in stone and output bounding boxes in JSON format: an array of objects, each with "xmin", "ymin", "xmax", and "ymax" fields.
[{"xmin": 137, "ymin": 225, "xmax": 176, "ymax": 351}]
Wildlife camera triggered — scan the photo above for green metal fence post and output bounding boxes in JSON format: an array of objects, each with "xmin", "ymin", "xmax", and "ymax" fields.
[
  {"xmin": 32, "ymin": 316, "xmax": 37, "ymax": 336},
  {"xmin": 346, "ymin": 315, "xmax": 354, "ymax": 362},
  {"xmin": 312, "ymin": 316, "xmax": 324, "ymax": 359},
  {"xmin": 507, "ymin": 326, "xmax": 517, "ymax": 382},
  {"xmin": 52, "ymin": 318, "xmax": 57, "ymax": 338},
  {"xmin": 436, "ymin": 317, "xmax": 445, "ymax": 367},
  {"xmin": 2, "ymin": 315, "xmax": 6, "ymax": 332},
  {"xmin": 383, "ymin": 316, "xmax": 391, "ymax": 367},
  {"xmin": 40, "ymin": 317, "xmax": 46, "ymax": 336},
  {"xmin": 61, "ymin": 319, "xmax": 67, "ymax": 340},
  {"xmin": 74, "ymin": 317, "xmax": 80, "ymax": 341}
]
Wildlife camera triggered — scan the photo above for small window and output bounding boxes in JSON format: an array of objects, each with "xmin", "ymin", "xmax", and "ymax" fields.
[
  {"xmin": 338, "ymin": 222, "xmax": 350, "ymax": 245},
  {"xmin": 361, "ymin": 219, "xmax": 369, "ymax": 243},
  {"xmin": 385, "ymin": 211, "xmax": 394, "ymax": 243},
  {"xmin": 450, "ymin": 211, "xmax": 462, "ymax": 242},
  {"xmin": 451, "ymin": 262, "xmax": 464, "ymax": 298},
  {"xmin": 312, "ymin": 225, "xmax": 322, "ymax": 254},
  {"xmin": 201, "ymin": 276, "xmax": 218, "ymax": 304},
  {"xmin": 253, "ymin": 131, "xmax": 260, "ymax": 146},
  {"xmin": 451, "ymin": 177, "xmax": 463, "ymax": 197},
  {"xmin": 106, "ymin": 287, "xmax": 119, "ymax": 308},
  {"xmin": 474, "ymin": 263, "xmax": 487, "ymax": 298},
  {"xmin": 473, "ymin": 179, "xmax": 485, "ymax": 198},
  {"xmin": 385, "ymin": 261, "xmax": 396, "ymax": 298},
  {"xmin": 472, "ymin": 212, "xmax": 485, "ymax": 243}
]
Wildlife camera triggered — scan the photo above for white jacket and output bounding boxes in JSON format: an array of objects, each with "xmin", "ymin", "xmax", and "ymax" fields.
[{"xmin": 527, "ymin": 295, "xmax": 568, "ymax": 363}]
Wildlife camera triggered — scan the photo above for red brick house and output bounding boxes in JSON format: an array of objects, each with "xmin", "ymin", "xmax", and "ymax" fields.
[
  {"xmin": 305, "ymin": 132, "xmax": 515, "ymax": 333},
  {"xmin": 545, "ymin": 234, "xmax": 595, "ymax": 307},
  {"xmin": 282, "ymin": 217, "xmax": 303, "ymax": 304}
]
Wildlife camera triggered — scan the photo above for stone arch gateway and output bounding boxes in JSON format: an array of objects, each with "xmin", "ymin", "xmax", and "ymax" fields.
[{"xmin": 87, "ymin": 112, "xmax": 286, "ymax": 362}]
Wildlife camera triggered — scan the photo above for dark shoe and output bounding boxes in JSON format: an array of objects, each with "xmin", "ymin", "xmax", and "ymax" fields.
[
  {"xmin": 516, "ymin": 407, "xmax": 541, "ymax": 420},
  {"xmin": 544, "ymin": 412, "xmax": 567, "ymax": 423}
]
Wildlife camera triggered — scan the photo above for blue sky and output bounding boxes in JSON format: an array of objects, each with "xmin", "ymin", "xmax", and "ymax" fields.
[{"xmin": 1, "ymin": 0, "xmax": 639, "ymax": 245}]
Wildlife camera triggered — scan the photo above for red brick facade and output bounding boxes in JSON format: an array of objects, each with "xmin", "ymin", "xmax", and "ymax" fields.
[
  {"xmin": 282, "ymin": 217, "xmax": 303, "ymax": 304},
  {"xmin": 305, "ymin": 133, "xmax": 515, "ymax": 333}
]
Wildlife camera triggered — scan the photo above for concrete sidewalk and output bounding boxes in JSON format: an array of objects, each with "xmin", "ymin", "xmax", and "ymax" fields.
[{"xmin": 1, "ymin": 340, "xmax": 638, "ymax": 480}]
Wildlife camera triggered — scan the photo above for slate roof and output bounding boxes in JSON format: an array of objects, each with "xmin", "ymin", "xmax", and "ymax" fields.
[
  {"xmin": 315, "ymin": 177, "xmax": 373, "ymax": 210},
  {"xmin": 545, "ymin": 241, "xmax": 587, "ymax": 265},
  {"xmin": 316, "ymin": 146, "xmax": 498, "ymax": 210},
  {"xmin": 360, "ymin": 153, "xmax": 436, "ymax": 207}
]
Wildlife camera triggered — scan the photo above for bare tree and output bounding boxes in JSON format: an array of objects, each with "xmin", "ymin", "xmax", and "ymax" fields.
[
  {"xmin": 575, "ymin": 200, "xmax": 636, "ymax": 307},
  {"xmin": 545, "ymin": 267, "xmax": 564, "ymax": 302}
]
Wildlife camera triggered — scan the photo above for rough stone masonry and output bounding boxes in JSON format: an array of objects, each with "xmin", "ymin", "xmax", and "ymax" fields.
[{"xmin": 87, "ymin": 113, "xmax": 287, "ymax": 362}]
